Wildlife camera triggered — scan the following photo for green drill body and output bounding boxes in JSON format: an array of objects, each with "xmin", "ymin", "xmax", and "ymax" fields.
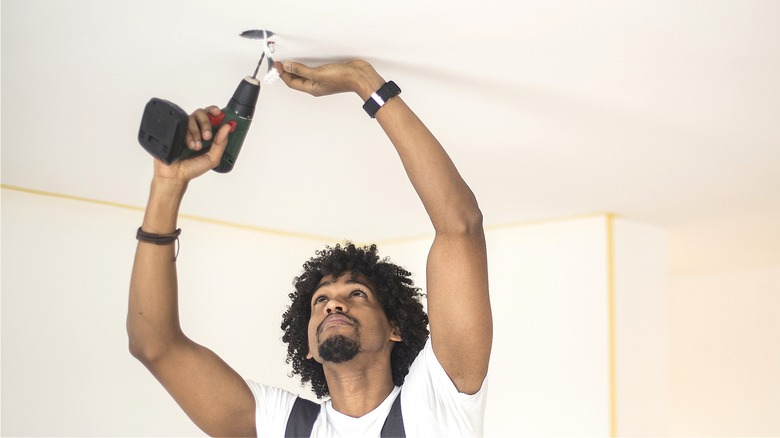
[{"xmin": 180, "ymin": 106, "xmax": 254, "ymax": 173}]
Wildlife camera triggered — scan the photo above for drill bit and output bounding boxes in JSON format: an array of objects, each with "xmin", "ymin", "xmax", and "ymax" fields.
[
  {"xmin": 252, "ymin": 52, "xmax": 267, "ymax": 79},
  {"xmin": 241, "ymin": 29, "xmax": 276, "ymax": 83}
]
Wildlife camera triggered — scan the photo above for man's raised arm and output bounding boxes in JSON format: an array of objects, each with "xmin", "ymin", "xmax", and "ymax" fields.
[
  {"xmin": 127, "ymin": 107, "xmax": 256, "ymax": 436},
  {"xmin": 278, "ymin": 60, "xmax": 492, "ymax": 395}
]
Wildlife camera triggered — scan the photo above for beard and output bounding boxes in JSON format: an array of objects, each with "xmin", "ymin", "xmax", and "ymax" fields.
[{"xmin": 318, "ymin": 334, "xmax": 360, "ymax": 363}]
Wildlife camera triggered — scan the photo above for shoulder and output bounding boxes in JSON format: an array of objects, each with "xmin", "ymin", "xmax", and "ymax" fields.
[
  {"xmin": 246, "ymin": 380, "xmax": 313, "ymax": 436},
  {"xmin": 245, "ymin": 380, "xmax": 300, "ymax": 406},
  {"xmin": 400, "ymin": 340, "xmax": 489, "ymax": 436},
  {"xmin": 405, "ymin": 338, "xmax": 488, "ymax": 395}
]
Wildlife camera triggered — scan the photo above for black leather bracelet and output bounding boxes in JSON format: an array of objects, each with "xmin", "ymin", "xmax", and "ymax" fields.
[
  {"xmin": 362, "ymin": 81, "xmax": 401, "ymax": 118},
  {"xmin": 136, "ymin": 227, "xmax": 181, "ymax": 245}
]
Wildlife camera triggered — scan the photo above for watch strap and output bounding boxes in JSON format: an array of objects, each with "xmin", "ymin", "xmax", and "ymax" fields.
[{"xmin": 363, "ymin": 81, "xmax": 401, "ymax": 118}]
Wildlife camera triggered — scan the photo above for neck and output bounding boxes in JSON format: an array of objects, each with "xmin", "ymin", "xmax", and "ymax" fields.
[{"xmin": 323, "ymin": 357, "xmax": 396, "ymax": 417}]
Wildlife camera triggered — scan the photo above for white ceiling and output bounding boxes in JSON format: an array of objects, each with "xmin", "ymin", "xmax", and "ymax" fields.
[{"xmin": 3, "ymin": 1, "xmax": 779, "ymax": 269}]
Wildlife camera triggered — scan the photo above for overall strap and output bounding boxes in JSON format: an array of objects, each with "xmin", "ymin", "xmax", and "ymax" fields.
[
  {"xmin": 380, "ymin": 389, "xmax": 405, "ymax": 438},
  {"xmin": 284, "ymin": 397, "xmax": 320, "ymax": 438}
]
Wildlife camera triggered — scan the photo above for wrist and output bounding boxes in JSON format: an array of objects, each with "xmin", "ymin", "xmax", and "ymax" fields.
[
  {"xmin": 143, "ymin": 178, "xmax": 188, "ymax": 234},
  {"xmin": 352, "ymin": 65, "xmax": 386, "ymax": 101},
  {"xmin": 150, "ymin": 176, "xmax": 189, "ymax": 199}
]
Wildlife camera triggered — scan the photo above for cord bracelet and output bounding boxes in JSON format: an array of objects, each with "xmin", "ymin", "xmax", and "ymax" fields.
[
  {"xmin": 136, "ymin": 227, "xmax": 181, "ymax": 244},
  {"xmin": 136, "ymin": 227, "xmax": 181, "ymax": 260}
]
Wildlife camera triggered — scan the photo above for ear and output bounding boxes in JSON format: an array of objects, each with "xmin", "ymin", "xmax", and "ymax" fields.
[{"xmin": 390, "ymin": 324, "xmax": 403, "ymax": 342}]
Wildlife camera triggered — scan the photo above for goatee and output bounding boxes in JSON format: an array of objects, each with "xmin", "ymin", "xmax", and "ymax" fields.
[{"xmin": 318, "ymin": 334, "xmax": 360, "ymax": 363}]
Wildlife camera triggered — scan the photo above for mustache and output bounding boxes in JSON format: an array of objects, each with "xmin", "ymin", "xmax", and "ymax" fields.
[{"xmin": 316, "ymin": 312, "xmax": 359, "ymax": 335}]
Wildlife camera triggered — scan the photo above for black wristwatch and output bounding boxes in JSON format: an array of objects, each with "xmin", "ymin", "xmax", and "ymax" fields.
[{"xmin": 362, "ymin": 81, "xmax": 401, "ymax": 118}]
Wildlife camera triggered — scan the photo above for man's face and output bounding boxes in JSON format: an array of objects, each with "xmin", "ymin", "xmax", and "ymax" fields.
[{"xmin": 306, "ymin": 272, "xmax": 402, "ymax": 364}]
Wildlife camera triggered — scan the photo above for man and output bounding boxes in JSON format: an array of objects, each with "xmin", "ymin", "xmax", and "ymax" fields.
[{"xmin": 128, "ymin": 60, "xmax": 492, "ymax": 437}]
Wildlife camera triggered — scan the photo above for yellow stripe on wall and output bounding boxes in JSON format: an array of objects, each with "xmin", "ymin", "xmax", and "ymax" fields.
[
  {"xmin": 606, "ymin": 213, "xmax": 618, "ymax": 437},
  {"xmin": 2, "ymin": 183, "xmax": 147, "ymax": 213},
  {"xmin": 0, "ymin": 184, "xmax": 336, "ymax": 242}
]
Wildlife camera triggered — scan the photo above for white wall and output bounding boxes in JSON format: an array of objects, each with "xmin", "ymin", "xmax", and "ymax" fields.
[
  {"xmin": 668, "ymin": 265, "xmax": 780, "ymax": 436},
  {"xmin": 613, "ymin": 220, "xmax": 670, "ymax": 436},
  {"xmin": 483, "ymin": 217, "xmax": 612, "ymax": 436}
]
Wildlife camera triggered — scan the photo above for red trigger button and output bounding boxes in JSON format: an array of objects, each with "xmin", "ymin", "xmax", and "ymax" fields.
[
  {"xmin": 227, "ymin": 120, "xmax": 237, "ymax": 133},
  {"xmin": 208, "ymin": 111, "xmax": 225, "ymax": 126}
]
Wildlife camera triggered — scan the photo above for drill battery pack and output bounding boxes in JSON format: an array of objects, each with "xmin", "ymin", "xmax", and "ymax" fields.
[{"xmin": 138, "ymin": 98, "xmax": 191, "ymax": 166}]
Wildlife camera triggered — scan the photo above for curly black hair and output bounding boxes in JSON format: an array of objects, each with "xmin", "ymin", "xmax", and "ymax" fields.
[{"xmin": 281, "ymin": 242, "xmax": 429, "ymax": 399}]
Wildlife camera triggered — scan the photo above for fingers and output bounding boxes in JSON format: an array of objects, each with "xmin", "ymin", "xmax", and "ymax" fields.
[
  {"xmin": 154, "ymin": 105, "xmax": 230, "ymax": 182},
  {"xmin": 170, "ymin": 122, "xmax": 231, "ymax": 181},
  {"xmin": 274, "ymin": 60, "xmax": 378, "ymax": 98},
  {"xmin": 280, "ymin": 61, "xmax": 314, "ymax": 79},
  {"xmin": 276, "ymin": 61, "xmax": 317, "ymax": 94},
  {"xmin": 185, "ymin": 105, "xmax": 220, "ymax": 150}
]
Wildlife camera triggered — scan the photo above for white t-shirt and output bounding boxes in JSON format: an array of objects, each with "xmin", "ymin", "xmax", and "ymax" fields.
[{"xmin": 247, "ymin": 338, "xmax": 488, "ymax": 437}]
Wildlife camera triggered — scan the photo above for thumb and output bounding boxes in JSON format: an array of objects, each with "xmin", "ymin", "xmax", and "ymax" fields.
[
  {"xmin": 281, "ymin": 61, "xmax": 314, "ymax": 79},
  {"xmin": 206, "ymin": 123, "xmax": 231, "ymax": 166},
  {"xmin": 278, "ymin": 61, "xmax": 319, "ymax": 94}
]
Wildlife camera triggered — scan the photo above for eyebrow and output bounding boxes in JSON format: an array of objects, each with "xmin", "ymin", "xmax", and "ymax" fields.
[{"xmin": 312, "ymin": 278, "xmax": 374, "ymax": 296}]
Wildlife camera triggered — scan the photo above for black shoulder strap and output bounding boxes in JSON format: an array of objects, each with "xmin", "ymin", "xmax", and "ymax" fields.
[
  {"xmin": 285, "ymin": 396, "xmax": 321, "ymax": 438},
  {"xmin": 284, "ymin": 390, "xmax": 405, "ymax": 438},
  {"xmin": 380, "ymin": 389, "xmax": 405, "ymax": 438}
]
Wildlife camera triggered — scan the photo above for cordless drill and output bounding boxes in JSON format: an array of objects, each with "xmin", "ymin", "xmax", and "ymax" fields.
[
  {"xmin": 137, "ymin": 29, "xmax": 275, "ymax": 173},
  {"xmin": 138, "ymin": 77, "xmax": 260, "ymax": 173}
]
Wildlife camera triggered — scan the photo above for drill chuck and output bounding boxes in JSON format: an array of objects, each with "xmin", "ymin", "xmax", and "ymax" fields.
[{"xmin": 229, "ymin": 76, "xmax": 261, "ymax": 119}]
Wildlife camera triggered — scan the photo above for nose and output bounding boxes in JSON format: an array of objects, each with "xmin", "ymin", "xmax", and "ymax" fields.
[{"xmin": 324, "ymin": 297, "xmax": 347, "ymax": 314}]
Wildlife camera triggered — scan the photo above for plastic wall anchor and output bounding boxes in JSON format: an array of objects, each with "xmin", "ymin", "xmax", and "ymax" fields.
[{"xmin": 264, "ymin": 68, "xmax": 280, "ymax": 84}]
